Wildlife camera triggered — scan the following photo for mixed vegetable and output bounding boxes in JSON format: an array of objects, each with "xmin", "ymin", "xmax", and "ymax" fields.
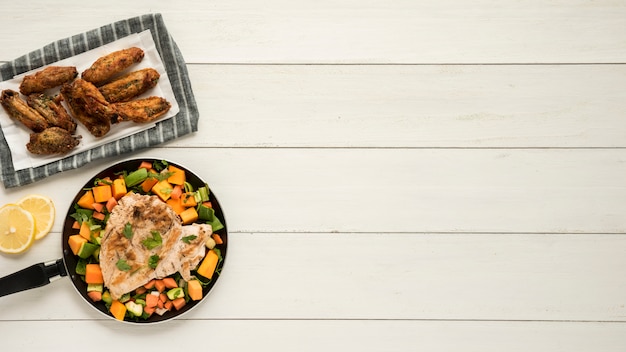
[{"xmin": 67, "ymin": 160, "xmax": 226, "ymax": 321}]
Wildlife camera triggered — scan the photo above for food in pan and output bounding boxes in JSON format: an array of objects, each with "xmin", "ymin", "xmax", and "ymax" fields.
[
  {"xmin": 112, "ymin": 96, "xmax": 171, "ymax": 123},
  {"xmin": 68, "ymin": 160, "xmax": 225, "ymax": 321},
  {"xmin": 99, "ymin": 193, "xmax": 212, "ymax": 300},
  {"xmin": 1, "ymin": 89, "xmax": 50, "ymax": 132},
  {"xmin": 81, "ymin": 47, "xmax": 145, "ymax": 86},
  {"xmin": 99, "ymin": 68, "xmax": 160, "ymax": 103},
  {"xmin": 26, "ymin": 93, "xmax": 77, "ymax": 133},
  {"xmin": 60, "ymin": 79, "xmax": 113, "ymax": 137},
  {"xmin": 26, "ymin": 126, "xmax": 81, "ymax": 155},
  {"xmin": 19, "ymin": 66, "xmax": 78, "ymax": 95}
]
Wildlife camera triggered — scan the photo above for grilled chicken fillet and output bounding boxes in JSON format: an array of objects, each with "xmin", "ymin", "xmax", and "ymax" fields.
[{"xmin": 99, "ymin": 193, "xmax": 211, "ymax": 300}]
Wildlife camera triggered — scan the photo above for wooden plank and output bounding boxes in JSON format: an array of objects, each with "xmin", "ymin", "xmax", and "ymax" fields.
[
  {"xmin": 0, "ymin": 1, "xmax": 624, "ymax": 64},
  {"xmin": 3, "ymin": 148, "xmax": 626, "ymax": 234},
  {"xmin": 2, "ymin": 319, "xmax": 626, "ymax": 351},
  {"xmin": 5, "ymin": 64, "xmax": 623, "ymax": 148},
  {"xmin": 172, "ymin": 64, "xmax": 626, "ymax": 148},
  {"xmin": 1, "ymin": 233, "xmax": 626, "ymax": 322}
]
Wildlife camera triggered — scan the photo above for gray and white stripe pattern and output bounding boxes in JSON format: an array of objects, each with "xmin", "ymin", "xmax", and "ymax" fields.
[{"xmin": 0, "ymin": 13, "xmax": 199, "ymax": 188}]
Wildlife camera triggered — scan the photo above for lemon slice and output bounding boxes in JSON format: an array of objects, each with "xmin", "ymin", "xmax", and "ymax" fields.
[
  {"xmin": 0, "ymin": 204, "xmax": 36, "ymax": 254},
  {"xmin": 17, "ymin": 194, "xmax": 55, "ymax": 240}
]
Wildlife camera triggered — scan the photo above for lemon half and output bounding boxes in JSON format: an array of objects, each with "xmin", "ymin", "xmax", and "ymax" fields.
[{"xmin": 0, "ymin": 204, "xmax": 36, "ymax": 254}]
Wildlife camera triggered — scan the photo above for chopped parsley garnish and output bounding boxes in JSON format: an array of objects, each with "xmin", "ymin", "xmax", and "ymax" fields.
[
  {"xmin": 116, "ymin": 259, "xmax": 131, "ymax": 271},
  {"xmin": 123, "ymin": 222, "xmax": 133, "ymax": 239},
  {"xmin": 142, "ymin": 230, "xmax": 162, "ymax": 250},
  {"xmin": 148, "ymin": 255, "xmax": 160, "ymax": 269},
  {"xmin": 152, "ymin": 160, "xmax": 169, "ymax": 172},
  {"xmin": 181, "ymin": 235, "xmax": 197, "ymax": 244},
  {"xmin": 147, "ymin": 170, "xmax": 175, "ymax": 182}
]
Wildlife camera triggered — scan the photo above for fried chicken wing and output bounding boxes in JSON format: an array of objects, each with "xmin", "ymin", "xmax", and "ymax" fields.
[
  {"xmin": 60, "ymin": 79, "xmax": 114, "ymax": 137},
  {"xmin": 1, "ymin": 89, "xmax": 49, "ymax": 132},
  {"xmin": 99, "ymin": 68, "xmax": 160, "ymax": 103},
  {"xmin": 26, "ymin": 126, "xmax": 80, "ymax": 155},
  {"xmin": 26, "ymin": 93, "xmax": 77, "ymax": 133},
  {"xmin": 112, "ymin": 96, "xmax": 171, "ymax": 123},
  {"xmin": 19, "ymin": 66, "xmax": 78, "ymax": 95},
  {"xmin": 82, "ymin": 47, "xmax": 144, "ymax": 86}
]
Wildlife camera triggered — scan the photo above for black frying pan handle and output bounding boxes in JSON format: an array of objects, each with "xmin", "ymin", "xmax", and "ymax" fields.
[{"xmin": 0, "ymin": 259, "xmax": 67, "ymax": 297}]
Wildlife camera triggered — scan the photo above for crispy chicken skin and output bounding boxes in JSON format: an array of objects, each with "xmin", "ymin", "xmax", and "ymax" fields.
[
  {"xmin": 19, "ymin": 66, "xmax": 77, "ymax": 95},
  {"xmin": 99, "ymin": 68, "xmax": 160, "ymax": 103},
  {"xmin": 81, "ymin": 47, "xmax": 144, "ymax": 86},
  {"xmin": 60, "ymin": 79, "xmax": 115, "ymax": 137},
  {"xmin": 26, "ymin": 126, "xmax": 80, "ymax": 155},
  {"xmin": 1, "ymin": 89, "xmax": 49, "ymax": 132},
  {"xmin": 26, "ymin": 93, "xmax": 77, "ymax": 133},
  {"xmin": 112, "ymin": 96, "xmax": 171, "ymax": 123}
]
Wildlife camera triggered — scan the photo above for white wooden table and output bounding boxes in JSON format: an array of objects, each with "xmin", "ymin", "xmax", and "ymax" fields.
[{"xmin": 2, "ymin": 1, "xmax": 626, "ymax": 350}]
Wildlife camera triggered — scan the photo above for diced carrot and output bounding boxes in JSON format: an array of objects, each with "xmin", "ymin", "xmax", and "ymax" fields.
[
  {"xmin": 112, "ymin": 178, "xmax": 127, "ymax": 200},
  {"xmin": 85, "ymin": 264, "xmax": 104, "ymax": 284},
  {"xmin": 145, "ymin": 293, "xmax": 159, "ymax": 308},
  {"xmin": 78, "ymin": 221, "xmax": 91, "ymax": 240},
  {"xmin": 139, "ymin": 161, "xmax": 153, "ymax": 170},
  {"xmin": 135, "ymin": 286, "xmax": 147, "ymax": 295},
  {"xmin": 91, "ymin": 202, "xmax": 104, "ymax": 213},
  {"xmin": 92, "ymin": 185, "xmax": 113, "ymax": 203},
  {"xmin": 72, "ymin": 221, "xmax": 80, "ymax": 229},
  {"xmin": 154, "ymin": 279, "xmax": 166, "ymax": 293},
  {"xmin": 162, "ymin": 277, "xmax": 178, "ymax": 289},
  {"xmin": 144, "ymin": 280, "xmax": 156, "ymax": 289},
  {"xmin": 87, "ymin": 291, "xmax": 102, "ymax": 302},
  {"xmin": 141, "ymin": 177, "xmax": 159, "ymax": 193},
  {"xmin": 166, "ymin": 198, "xmax": 185, "ymax": 215},
  {"xmin": 157, "ymin": 299, "xmax": 164, "ymax": 309},
  {"xmin": 92, "ymin": 212, "xmax": 106, "ymax": 221},
  {"xmin": 77, "ymin": 190, "xmax": 95, "ymax": 210},
  {"xmin": 96, "ymin": 177, "xmax": 112, "ymax": 186},
  {"xmin": 159, "ymin": 293, "xmax": 168, "ymax": 304},
  {"xmin": 68, "ymin": 235, "xmax": 88, "ymax": 256},
  {"xmin": 170, "ymin": 185, "xmax": 183, "ymax": 200},
  {"xmin": 167, "ymin": 165, "xmax": 186, "ymax": 185},
  {"xmin": 164, "ymin": 300, "xmax": 173, "ymax": 311},
  {"xmin": 212, "ymin": 233, "xmax": 224, "ymax": 245},
  {"xmin": 197, "ymin": 249, "xmax": 219, "ymax": 280},
  {"xmin": 187, "ymin": 279, "xmax": 203, "ymax": 301},
  {"xmin": 171, "ymin": 297, "xmax": 186, "ymax": 310},
  {"xmin": 105, "ymin": 197, "xmax": 118, "ymax": 213},
  {"xmin": 181, "ymin": 192, "xmax": 197, "ymax": 207},
  {"xmin": 202, "ymin": 201, "xmax": 212, "ymax": 208},
  {"xmin": 110, "ymin": 300, "xmax": 127, "ymax": 321},
  {"xmin": 179, "ymin": 207, "xmax": 198, "ymax": 225},
  {"xmin": 144, "ymin": 306, "xmax": 156, "ymax": 316}
]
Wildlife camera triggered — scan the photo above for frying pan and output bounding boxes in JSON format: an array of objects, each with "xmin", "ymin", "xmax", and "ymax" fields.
[{"xmin": 0, "ymin": 158, "xmax": 228, "ymax": 323}]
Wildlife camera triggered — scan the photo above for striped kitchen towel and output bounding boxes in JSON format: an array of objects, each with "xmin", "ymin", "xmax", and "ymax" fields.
[{"xmin": 0, "ymin": 13, "xmax": 199, "ymax": 188}]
